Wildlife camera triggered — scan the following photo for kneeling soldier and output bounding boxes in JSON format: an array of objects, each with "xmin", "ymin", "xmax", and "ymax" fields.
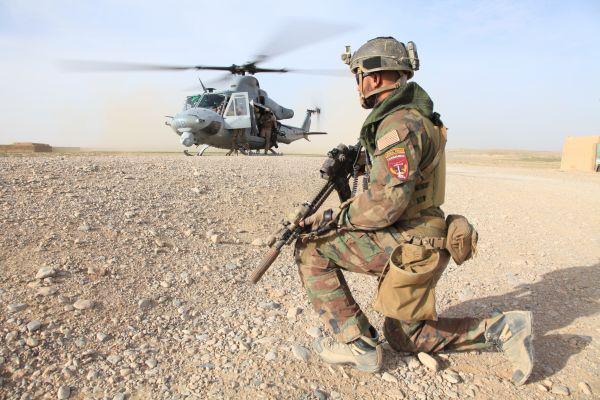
[{"xmin": 295, "ymin": 37, "xmax": 534, "ymax": 385}]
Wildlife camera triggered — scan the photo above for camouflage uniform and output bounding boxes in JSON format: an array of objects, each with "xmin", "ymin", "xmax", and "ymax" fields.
[
  {"xmin": 296, "ymin": 82, "xmax": 496, "ymax": 351},
  {"xmin": 229, "ymin": 128, "xmax": 248, "ymax": 155},
  {"xmin": 258, "ymin": 111, "xmax": 277, "ymax": 154}
]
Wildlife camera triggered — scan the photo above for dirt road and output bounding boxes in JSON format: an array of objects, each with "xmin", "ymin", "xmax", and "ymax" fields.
[{"xmin": 1, "ymin": 154, "xmax": 598, "ymax": 399}]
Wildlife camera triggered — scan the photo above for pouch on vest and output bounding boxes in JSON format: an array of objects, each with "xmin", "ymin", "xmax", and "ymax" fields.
[
  {"xmin": 373, "ymin": 244, "xmax": 449, "ymax": 322},
  {"xmin": 445, "ymin": 214, "xmax": 478, "ymax": 265}
]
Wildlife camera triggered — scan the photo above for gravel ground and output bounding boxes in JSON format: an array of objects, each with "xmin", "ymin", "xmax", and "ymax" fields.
[{"xmin": 0, "ymin": 154, "xmax": 598, "ymax": 400}]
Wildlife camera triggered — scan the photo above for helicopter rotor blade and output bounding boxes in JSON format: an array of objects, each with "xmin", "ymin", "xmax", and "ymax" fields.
[
  {"xmin": 206, "ymin": 73, "xmax": 234, "ymax": 86},
  {"xmin": 251, "ymin": 17, "xmax": 354, "ymax": 65},
  {"xmin": 61, "ymin": 60, "xmax": 240, "ymax": 73},
  {"xmin": 285, "ymin": 68, "xmax": 350, "ymax": 77}
]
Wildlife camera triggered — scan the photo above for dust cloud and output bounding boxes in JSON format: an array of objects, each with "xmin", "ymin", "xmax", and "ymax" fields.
[
  {"xmin": 284, "ymin": 80, "xmax": 369, "ymax": 154},
  {"xmin": 95, "ymin": 88, "xmax": 183, "ymax": 152}
]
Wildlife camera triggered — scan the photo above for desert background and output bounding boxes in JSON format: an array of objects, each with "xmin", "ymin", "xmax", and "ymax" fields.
[
  {"xmin": 1, "ymin": 150, "xmax": 599, "ymax": 400},
  {"xmin": 2, "ymin": 0, "xmax": 600, "ymax": 399}
]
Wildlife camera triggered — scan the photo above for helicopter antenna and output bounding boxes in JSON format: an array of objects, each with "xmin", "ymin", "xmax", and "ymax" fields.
[
  {"xmin": 198, "ymin": 77, "xmax": 215, "ymax": 93},
  {"xmin": 198, "ymin": 77, "xmax": 207, "ymax": 92}
]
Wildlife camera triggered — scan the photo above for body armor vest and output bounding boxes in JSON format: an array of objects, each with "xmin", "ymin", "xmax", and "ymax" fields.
[{"xmin": 399, "ymin": 109, "xmax": 446, "ymax": 220}]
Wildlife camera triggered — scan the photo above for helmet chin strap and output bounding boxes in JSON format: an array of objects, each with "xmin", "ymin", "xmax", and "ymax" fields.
[{"xmin": 358, "ymin": 72, "xmax": 405, "ymax": 109}]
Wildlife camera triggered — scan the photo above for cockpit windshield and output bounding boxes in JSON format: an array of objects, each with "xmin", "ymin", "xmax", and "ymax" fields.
[
  {"xmin": 183, "ymin": 94, "xmax": 226, "ymax": 111},
  {"xmin": 198, "ymin": 94, "xmax": 225, "ymax": 110},
  {"xmin": 184, "ymin": 95, "xmax": 201, "ymax": 110}
]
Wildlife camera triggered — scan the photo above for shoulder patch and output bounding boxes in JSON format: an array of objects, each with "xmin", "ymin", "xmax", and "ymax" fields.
[
  {"xmin": 376, "ymin": 129, "xmax": 401, "ymax": 151},
  {"xmin": 384, "ymin": 147, "xmax": 409, "ymax": 181}
]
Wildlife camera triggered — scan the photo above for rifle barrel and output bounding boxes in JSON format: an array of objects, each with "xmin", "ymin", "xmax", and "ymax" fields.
[{"xmin": 250, "ymin": 247, "xmax": 281, "ymax": 284}]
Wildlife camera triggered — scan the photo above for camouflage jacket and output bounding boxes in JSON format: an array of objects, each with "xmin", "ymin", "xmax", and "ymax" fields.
[{"xmin": 341, "ymin": 82, "xmax": 444, "ymax": 230}]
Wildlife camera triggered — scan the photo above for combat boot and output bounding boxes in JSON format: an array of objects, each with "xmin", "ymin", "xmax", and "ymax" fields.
[
  {"xmin": 485, "ymin": 311, "xmax": 534, "ymax": 386},
  {"xmin": 313, "ymin": 331, "xmax": 382, "ymax": 373}
]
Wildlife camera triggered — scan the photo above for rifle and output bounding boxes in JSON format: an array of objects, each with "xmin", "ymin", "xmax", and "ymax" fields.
[{"xmin": 250, "ymin": 143, "xmax": 361, "ymax": 284}]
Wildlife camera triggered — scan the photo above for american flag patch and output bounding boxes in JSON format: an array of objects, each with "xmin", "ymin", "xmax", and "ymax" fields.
[{"xmin": 376, "ymin": 129, "xmax": 400, "ymax": 151}]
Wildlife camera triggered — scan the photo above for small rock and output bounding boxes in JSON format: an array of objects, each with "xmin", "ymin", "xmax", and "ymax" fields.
[
  {"xmin": 138, "ymin": 299, "xmax": 153, "ymax": 309},
  {"xmin": 113, "ymin": 394, "xmax": 125, "ymax": 400},
  {"xmin": 417, "ymin": 352, "xmax": 439, "ymax": 372},
  {"xmin": 579, "ymin": 382, "xmax": 592, "ymax": 395},
  {"xmin": 145, "ymin": 358, "xmax": 158, "ymax": 368},
  {"xmin": 87, "ymin": 265, "xmax": 108, "ymax": 276},
  {"xmin": 407, "ymin": 357, "xmax": 421, "ymax": 370},
  {"xmin": 97, "ymin": 333, "xmax": 109, "ymax": 342},
  {"xmin": 73, "ymin": 299, "xmax": 93, "ymax": 310},
  {"xmin": 78, "ymin": 224, "xmax": 92, "ymax": 232},
  {"xmin": 381, "ymin": 372, "xmax": 398, "ymax": 383},
  {"xmin": 107, "ymin": 355, "xmax": 122, "ymax": 365},
  {"xmin": 306, "ymin": 327, "xmax": 322, "ymax": 338},
  {"xmin": 225, "ymin": 263, "xmax": 239, "ymax": 271},
  {"xmin": 86, "ymin": 370, "xmax": 99, "ymax": 380},
  {"xmin": 287, "ymin": 307, "xmax": 303, "ymax": 320},
  {"xmin": 209, "ymin": 234, "xmax": 221, "ymax": 244},
  {"xmin": 551, "ymin": 385, "xmax": 570, "ymax": 396},
  {"xmin": 291, "ymin": 344, "xmax": 310, "ymax": 362},
  {"xmin": 443, "ymin": 369, "xmax": 461, "ymax": 384},
  {"xmin": 265, "ymin": 350, "xmax": 277, "ymax": 361},
  {"xmin": 27, "ymin": 320, "xmax": 42, "ymax": 332},
  {"xmin": 542, "ymin": 379, "xmax": 553, "ymax": 388},
  {"xmin": 536, "ymin": 384, "xmax": 548, "ymax": 392},
  {"xmin": 314, "ymin": 389, "xmax": 328, "ymax": 400},
  {"xmin": 26, "ymin": 337, "xmax": 39, "ymax": 347},
  {"xmin": 37, "ymin": 286, "xmax": 58, "ymax": 296},
  {"xmin": 259, "ymin": 301, "xmax": 281, "ymax": 310},
  {"xmin": 35, "ymin": 266, "xmax": 56, "ymax": 279},
  {"xmin": 7, "ymin": 303, "xmax": 27, "ymax": 313},
  {"xmin": 119, "ymin": 368, "xmax": 131, "ymax": 377},
  {"xmin": 251, "ymin": 238, "xmax": 263, "ymax": 247},
  {"xmin": 57, "ymin": 385, "xmax": 70, "ymax": 399}
]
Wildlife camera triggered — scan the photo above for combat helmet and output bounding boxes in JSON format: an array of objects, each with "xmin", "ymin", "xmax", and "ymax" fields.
[{"xmin": 342, "ymin": 37, "xmax": 419, "ymax": 108}]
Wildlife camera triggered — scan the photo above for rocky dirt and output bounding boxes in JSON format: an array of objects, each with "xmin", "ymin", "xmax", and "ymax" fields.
[{"xmin": 0, "ymin": 154, "xmax": 598, "ymax": 400}]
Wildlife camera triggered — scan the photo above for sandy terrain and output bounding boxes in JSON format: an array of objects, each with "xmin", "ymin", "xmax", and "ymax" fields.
[{"xmin": 0, "ymin": 153, "xmax": 598, "ymax": 400}]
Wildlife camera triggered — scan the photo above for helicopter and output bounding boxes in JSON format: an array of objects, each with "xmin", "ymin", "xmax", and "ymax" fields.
[
  {"xmin": 63, "ymin": 18, "xmax": 351, "ymax": 155},
  {"xmin": 165, "ymin": 69, "xmax": 325, "ymax": 156}
]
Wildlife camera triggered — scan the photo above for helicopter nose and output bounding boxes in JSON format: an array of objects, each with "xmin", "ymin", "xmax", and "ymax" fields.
[{"xmin": 171, "ymin": 114, "xmax": 204, "ymax": 133}]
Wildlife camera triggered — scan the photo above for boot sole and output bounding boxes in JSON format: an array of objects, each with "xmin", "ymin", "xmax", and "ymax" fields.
[{"xmin": 511, "ymin": 311, "xmax": 534, "ymax": 386}]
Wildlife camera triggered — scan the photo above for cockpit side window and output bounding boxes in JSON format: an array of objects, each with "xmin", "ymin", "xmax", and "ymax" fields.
[{"xmin": 224, "ymin": 93, "xmax": 249, "ymax": 117}]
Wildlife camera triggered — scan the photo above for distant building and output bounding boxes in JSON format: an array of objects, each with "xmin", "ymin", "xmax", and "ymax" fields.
[
  {"xmin": 0, "ymin": 142, "xmax": 53, "ymax": 153},
  {"xmin": 560, "ymin": 136, "xmax": 600, "ymax": 172}
]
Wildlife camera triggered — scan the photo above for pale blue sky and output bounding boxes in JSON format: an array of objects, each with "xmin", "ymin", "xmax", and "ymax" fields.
[{"xmin": 0, "ymin": 0, "xmax": 598, "ymax": 152}]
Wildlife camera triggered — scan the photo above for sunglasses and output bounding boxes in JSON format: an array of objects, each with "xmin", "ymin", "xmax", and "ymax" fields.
[{"xmin": 355, "ymin": 72, "xmax": 372, "ymax": 85}]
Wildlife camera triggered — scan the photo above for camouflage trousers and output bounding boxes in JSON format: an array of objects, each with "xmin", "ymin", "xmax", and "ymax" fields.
[
  {"xmin": 295, "ymin": 228, "xmax": 495, "ymax": 351},
  {"xmin": 230, "ymin": 129, "xmax": 248, "ymax": 153}
]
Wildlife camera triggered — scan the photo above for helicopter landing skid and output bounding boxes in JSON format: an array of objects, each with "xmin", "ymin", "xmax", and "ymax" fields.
[{"xmin": 183, "ymin": 144, "xmax": 210, "ymax": 156}]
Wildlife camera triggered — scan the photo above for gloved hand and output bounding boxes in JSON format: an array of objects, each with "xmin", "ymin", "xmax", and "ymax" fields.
[{"xmin": 300, "ymin": 208, "xmax": 339, "ymax": 232}]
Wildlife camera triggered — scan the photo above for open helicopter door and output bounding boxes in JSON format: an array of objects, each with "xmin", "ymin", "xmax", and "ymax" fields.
[{"xmin": 223, "ymin": 92, "xmax": 251, "ymax": 129}]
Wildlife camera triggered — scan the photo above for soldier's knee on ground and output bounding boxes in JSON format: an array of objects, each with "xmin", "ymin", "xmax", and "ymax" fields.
[{"xmin": 383, "ymin": 318, "xmax": 419, "ymax": 352}]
